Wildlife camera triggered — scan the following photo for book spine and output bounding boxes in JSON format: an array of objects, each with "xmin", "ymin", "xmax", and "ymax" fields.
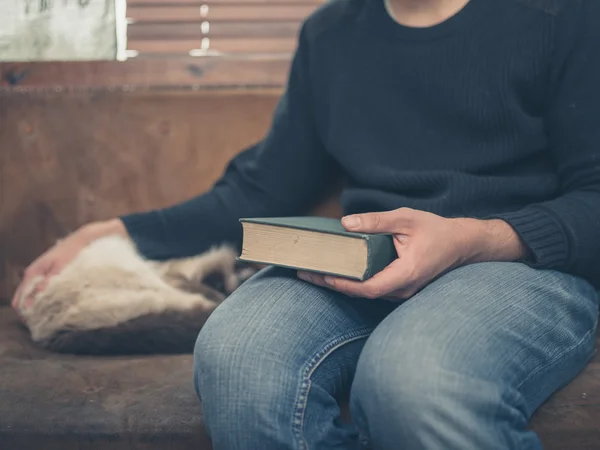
[{"xmin": 364, "ymin": 234, "xmax": 396, "ymax": 280}]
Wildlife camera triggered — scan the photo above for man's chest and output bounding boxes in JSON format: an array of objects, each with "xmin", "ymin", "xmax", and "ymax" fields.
[{"xmin": 312, "ymin": 25, "xmax": 554, "ymax": 171}]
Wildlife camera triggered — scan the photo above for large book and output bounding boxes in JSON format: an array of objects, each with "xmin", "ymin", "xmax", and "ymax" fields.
[{"xmin": 238, "ymin": 217, "xmax": 396, "ymax": 281}]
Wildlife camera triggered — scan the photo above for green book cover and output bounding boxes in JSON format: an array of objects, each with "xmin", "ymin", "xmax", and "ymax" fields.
[{"xmin": 239, "ymin": 216, "xmax": 397, "ymax": 280}]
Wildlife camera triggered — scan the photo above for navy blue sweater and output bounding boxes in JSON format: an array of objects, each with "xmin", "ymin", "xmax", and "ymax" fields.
[{"xmin": 122, "ymin": 0, "xmax": 600, "ymax": 287}]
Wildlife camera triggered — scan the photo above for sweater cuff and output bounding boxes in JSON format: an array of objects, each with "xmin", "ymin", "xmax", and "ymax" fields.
[
  {"xmin": 119, "ymin": 210, "xmax": 172, "ymax": 260},
  {"xmin": 490, "ymin": 207, "xmax": 570, "ymax": 270}
]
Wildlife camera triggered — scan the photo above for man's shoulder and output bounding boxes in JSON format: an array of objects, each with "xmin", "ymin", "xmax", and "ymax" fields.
[{"xmin": 302, "ymin": 0, "xmax": 363, "ymax": 41}]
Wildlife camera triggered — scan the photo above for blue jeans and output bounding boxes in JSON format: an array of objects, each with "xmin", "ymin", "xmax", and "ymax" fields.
[{"xmin": 193, "ymin": 262, "xmax": 598, "ymax": 450}]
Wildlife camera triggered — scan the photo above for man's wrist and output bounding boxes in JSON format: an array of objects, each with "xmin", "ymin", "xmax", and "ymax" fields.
[
  {"xmin": 453, "ymin": 218, "xmax": 530, "ymax": 265},
  {"xmin": 80, "ymin": 219, "xmax": 128, "ymax": 243}
]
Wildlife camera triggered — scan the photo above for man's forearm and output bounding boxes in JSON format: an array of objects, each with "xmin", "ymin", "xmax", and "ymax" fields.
[
  {"xmin": 80, "ymin": 219, "xmax": 128, "ymax": 243},
  {"xmin": 454, "ymin": 218, "xmax": 531, "ymax": 265}
]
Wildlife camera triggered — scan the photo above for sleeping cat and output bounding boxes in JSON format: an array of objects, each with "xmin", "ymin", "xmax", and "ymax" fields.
[{"xmin": 13, "ymin": 235, "xmax": 256, "ymax": 355}]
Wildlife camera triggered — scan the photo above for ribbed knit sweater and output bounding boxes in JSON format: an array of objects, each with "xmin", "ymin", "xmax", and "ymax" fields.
[{"xmin": 122, "ymin": 0, "xmax": 600, "ymax": 287}]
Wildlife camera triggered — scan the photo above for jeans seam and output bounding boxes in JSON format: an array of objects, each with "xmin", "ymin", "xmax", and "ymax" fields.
[
  {"xmin": 506, "ymin": 323, "xmax": 595, "ymax": 450},
  {"xmin": 515, "ymin": 326, "xmax": 596, "ymax": 393},
  {"xmin": 508, "ymin": 326, "xmax": 596, "ymax": 450},
  {"xmin": 292, "ymin": 328, "xmax": 372, "ymax": 450}
]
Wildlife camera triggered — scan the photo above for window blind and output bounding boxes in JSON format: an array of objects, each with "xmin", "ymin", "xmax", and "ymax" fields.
[{"xmin": 125, "ymin": 0, "xmax": 326, "ymax": 58}]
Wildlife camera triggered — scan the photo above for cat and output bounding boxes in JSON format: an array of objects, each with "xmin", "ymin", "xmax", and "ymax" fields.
[{"xmin": 13, "ymin": 235, "xmax": 256, "ymax": 355}]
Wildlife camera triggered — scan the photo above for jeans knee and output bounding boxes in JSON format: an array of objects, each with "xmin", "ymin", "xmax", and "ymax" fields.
[
  {"xmin": 193, "ymin": 269, "xmax": 325, "ymax": 443},
  {"xmin": 193, "ymin": 296, "xmax": 290, "ymax": 408},
  {"xmin": 351, "ymin": 331, "xmax": 450, "ymax": 427},
  {"xmin": 351, "ymin": 324, "xmax": 511, "ymax": 449},
  {"xmin": 349, "ymin": 323, "xmax": 534, "ymax": 449},
  {"xmin": 192, "ymin": 306, "xmax": 230, "ymax": 400},
  {"xmin": 194, "ymin": 304, "xmax": 301, "ymax": 450}
]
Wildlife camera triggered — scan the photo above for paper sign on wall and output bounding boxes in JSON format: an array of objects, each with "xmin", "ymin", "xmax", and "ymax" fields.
[{"xmin": 0, "ymin": 0, "xmax": 117, "ymax": 61}]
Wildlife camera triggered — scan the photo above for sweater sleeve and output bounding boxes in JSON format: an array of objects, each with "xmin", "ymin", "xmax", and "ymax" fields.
[
  {"xmin": 493, "ymin": 0, "xmax": 600, "ymax": 283},
  {"xmin": 120, "ymin": 24, "xmax": 336, "ymax": 260}
]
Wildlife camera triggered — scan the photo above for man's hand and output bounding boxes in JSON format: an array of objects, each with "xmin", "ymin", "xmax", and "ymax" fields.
[
  {"xmin": 11, "ymin": 219, "xmax": 128, "ymax": 320},
  {"xmin": 298, "ymin": 208, "xmax": 529, "ymax": 301}
]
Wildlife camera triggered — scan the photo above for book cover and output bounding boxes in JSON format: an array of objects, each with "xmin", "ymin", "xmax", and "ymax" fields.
[{"xmin": 239, "ymin": 217, "xmax": 397, "ymax": 280}]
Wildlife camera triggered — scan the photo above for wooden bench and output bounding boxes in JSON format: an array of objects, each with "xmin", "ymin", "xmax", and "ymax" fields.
[{"xmin": 1, "ymin": 62, "xmax": 599, "ymax": 450}]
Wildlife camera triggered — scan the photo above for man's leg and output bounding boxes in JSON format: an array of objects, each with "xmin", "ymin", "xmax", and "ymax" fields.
[
  {"xmin": 194, "ymin": 266, "xmax": 395, "ymax": 450},
  {"xmin": 350, "ymin": 262, "xmax": 598, "ymax": 450}
]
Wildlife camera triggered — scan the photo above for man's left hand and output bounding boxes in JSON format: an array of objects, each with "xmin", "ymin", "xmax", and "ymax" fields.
[{"xmin": 298, "ymin": 208, "xmax": 528, "ymax": 301}]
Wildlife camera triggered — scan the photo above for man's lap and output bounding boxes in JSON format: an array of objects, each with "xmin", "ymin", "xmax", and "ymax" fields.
[
  {"xmin": 194, "ymin": 262, "xmax": 598, "ymax": 446},
  {"xmin": 198, "ymin": 262, "xmax": 597, "ymax": 366},
  {"xmin": 193, "ymin": 265, "xmax": 392, "ymax": 399},
  {"xmin": 358, "ymin": 262, "xmax": 598, "ymax": 395},
  {"xmin": 349, "ymin": 262, "xmax": 598, "ymax": 448}
]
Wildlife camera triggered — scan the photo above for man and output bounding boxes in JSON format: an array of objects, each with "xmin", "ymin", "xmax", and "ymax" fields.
[{"xmin": 13, "ymin": 0, "xmax": 600, "ymax": 448}]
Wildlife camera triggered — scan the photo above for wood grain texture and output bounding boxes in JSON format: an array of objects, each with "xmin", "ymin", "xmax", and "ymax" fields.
[
  {"xmin": 127, "ymin": 0, "xmax": 324, "ymax": 4},
  {"xmin": 123, "ymin": 0, "xmax": 321, "ymax": 58},
  {"xmin": 127, "ymin": 37, "xmax": 297, "ymax": 55},
  {"xmin": 127, "ymin": 21, "xmax": 302, "ymax": 40},
  {"xmin": 0, "ymin": 56, "xmax": 291, "ymax": 90},
  {"xmin": 0, "ymin": 90, "xmax": 282, "ymax": 303},
  {"xmin": 530, "ymin": 356, "xmax": 600, "ymax": 448},
  {"xmin": 127, "ymin": 4, "xmax": 318, "ymax": 22}
]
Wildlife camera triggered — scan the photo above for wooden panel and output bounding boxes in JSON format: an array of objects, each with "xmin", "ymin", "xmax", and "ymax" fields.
[
  {"xmin": 123, "ymin": 0, "xmax": 322, "ymax": 58},
  {"xmin": 128, "ymin": 0, "xmax": 324, "ymax": 4},
  {"xmin": 127, "ymin": 21, "xmax": 301, "ymax": 39},
  {"xmin": 530, "ymin": 359, "xmax": 600, "ymax": 449},
  {"xmin": 0, "ymin": 90, "xmax": 282, "ymax": 303},
  {"xmin": 126, "ymin": 4, "xmax": 317, "ymax": 22},
  {"xmin": 0, "ymin": 56, "xmax": 291, "ymax": 89},
  {"xmin": 128, "ymin": 37, "xmax": 297, "ymax": 55}
]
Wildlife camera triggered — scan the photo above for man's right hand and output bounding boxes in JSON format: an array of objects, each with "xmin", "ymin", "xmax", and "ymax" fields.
[{"xmin": 11, "ymin": 219, "xmax": 128, "ymax": 319}]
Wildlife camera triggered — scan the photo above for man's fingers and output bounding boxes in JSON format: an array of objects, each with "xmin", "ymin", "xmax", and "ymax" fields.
[
  {"xmin": 23, "ymin": 275, "xmax": 52, "ymax": 308},
  {"xmin": 297, "ymin": 271, "xmax": 359, "ymax": 296},
  {"xmin": 297, "ymin": 271, "xmax": 328, "ymax": 287},
  {"xmin": 11, "ymin": 284, "xmax": 24, "ymax": 309},
  {"xmin": 299, "ymin": 257, "xmax": 418, "ymax": 300},
  {"xmin": 12, "ymin": 268, "xmax": 51, "ymax": 311},
  {"xmin": 35, "ymin": 278, "xmax": 49, "ymax": 293},
  {"xmin": 11, "ymin": 264, "xmax": 35, "ymax": 309},
  {"xmin": 35, "ymin": 270, "xmax": 57, "ymax": 293},
  {"xmin": 47, "ymin": 259, "xmax": 62, "ymax": 275},
  {"xmin": 323, "ymin": 259, "xmax": 415, "ymax": 299},
  {"xmin": 382, "ymin": 289, "xmax": 415, "ymax": 302},
  {"xmin": 342, "ymin": 208, "xmax": 416, "ymax": 234}
]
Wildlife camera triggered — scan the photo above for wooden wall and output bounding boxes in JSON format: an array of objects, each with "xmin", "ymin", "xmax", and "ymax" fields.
[{"xmin": 0, "ymin": 89, "xmax": 282, "ymax": 303}]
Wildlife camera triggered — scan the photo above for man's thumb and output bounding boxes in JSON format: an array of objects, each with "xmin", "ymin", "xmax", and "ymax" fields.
[
  {"xmin": 342, "ymin": 209, "xmax": 414, "ymax": 233},
  {"xmin": 342, "ymin": 213, "xmax": 386, "ymax": 232}
]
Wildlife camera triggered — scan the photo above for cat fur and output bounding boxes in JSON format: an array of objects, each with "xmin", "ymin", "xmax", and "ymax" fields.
[{"xmin": 14, "ymin": 235, "xmax": 255, "ymax": 355}]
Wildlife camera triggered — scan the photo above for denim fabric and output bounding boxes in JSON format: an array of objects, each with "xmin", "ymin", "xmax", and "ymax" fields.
[{"xmin": 194, "ymin": 263, "xmax": 598, "ymax": 450}]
